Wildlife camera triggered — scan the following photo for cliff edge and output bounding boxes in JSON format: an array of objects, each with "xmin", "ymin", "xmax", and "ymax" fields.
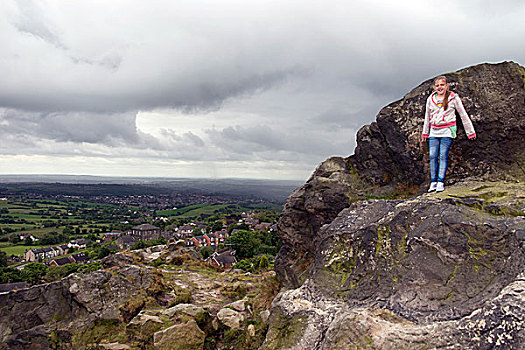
[{"xmin": 267, "ymin": 61, "xmax": 525, "ymax": 349}]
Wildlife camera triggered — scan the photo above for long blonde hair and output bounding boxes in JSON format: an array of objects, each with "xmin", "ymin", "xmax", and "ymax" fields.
[{"xmin": 434, "ymin": 76, "xmax": 450, "ymax": 110}]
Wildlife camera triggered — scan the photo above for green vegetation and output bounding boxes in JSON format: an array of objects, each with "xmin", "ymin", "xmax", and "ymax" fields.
[
  {"xmin": 159, "ymin": 203, "xmax": 252, "ymax": 219},
  {"xmin": 228, "ymin": 230, "xmax": 281, "ymax": 259},
  {"xmin": 0, "ymin": 198, "xmax": 140, "ymax": 256},
  {"xmin": 130, "ymin": 237, "xmax": 168, "ymax": 250},
  {"xmin": 0, "ymin": 260, "xmax": 103, "ymax": 284}
]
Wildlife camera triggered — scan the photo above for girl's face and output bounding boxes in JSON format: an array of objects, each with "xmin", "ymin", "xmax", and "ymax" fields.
[{"xmin": 434, "ymin": 79, "xmax": 448, "ymax": 95}]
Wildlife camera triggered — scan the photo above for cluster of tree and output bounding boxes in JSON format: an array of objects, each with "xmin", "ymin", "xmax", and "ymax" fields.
[
  {"xmin": 87, "ymin": 243, "xmax": 118, "ymax": 260},
  {"xmin": 227, "ymin": 230, "xmax": 281, "ymax": 259},
  {"xmin": 232, "ymin": 255, "xmax": 271, "ymax": 272},
  {"xmin": 0, "ymin": 260, "xmax": 102, "ymax": 284},
  {"xmin": 130, "ymin": 237, "xmax": 168, "ymax": 250}
]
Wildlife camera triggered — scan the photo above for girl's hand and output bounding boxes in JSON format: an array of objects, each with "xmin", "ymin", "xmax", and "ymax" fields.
[{"xmin": 421, "ymin": 134, "xmax": 429, "ymax": 140}]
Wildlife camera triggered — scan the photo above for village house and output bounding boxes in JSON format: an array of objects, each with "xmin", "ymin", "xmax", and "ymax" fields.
[
  {"xmin": 187, "ymin": 235, "xmax": 207, "ymax": 247},
  {"xmin": 177, "ymin": 225, "xmax": 194, "ymax": 238},
  {"xmin": 241, "ymin": 211, "xmax": 256, "ymax": 219},
  {"xmin": 68, "ymin": 238, "xmax": 87, "ymax": 249},
  {"xmin": 101, "ymin": 231, "xmax": 121, "ymax": 241},
  {"xmin": 130, "ymin": 224, "xmax": 160, "ymax": 240},
  {"xmin": 244, "ymin": 218, "xmax": 260, "ymax": 226},
  {"xmin": 70, "ymin": 252, "xmax": 89, "ymax": 264},
  {"xmin": 207, "ymin": 249, "xmax": 237, "ymax": 269},
  {"xmin": 116, "ymin": 235, "xmax": 137, "ymax": 250},
  {"xmin": 19, "ymin": 233, "xmax": 39, "ymax": 243},
  {"xmin": 24, "ymin": 247, "xmax": 63, "ymax": 262},
  {"xmin": 211, "ymin": 230, "xmax": 229, "ymax": 245},
  {"xmin": 254, "ymin": 222, "xmax": 272, "ymax": 231},
  {"xmin": 49, "ymin": 256, "xmax": 73, "ymax": 267}
]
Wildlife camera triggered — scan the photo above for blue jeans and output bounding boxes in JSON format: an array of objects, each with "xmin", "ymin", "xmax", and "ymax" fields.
[{"xmin": 429, "ymin": 137, "xmax": 453, "ymax": 183}]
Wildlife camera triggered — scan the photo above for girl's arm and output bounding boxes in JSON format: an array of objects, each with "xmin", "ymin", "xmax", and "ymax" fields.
[
  {"xmin": 422, "ymin": 98, "xmax": 431, "ymax": 139},
  {"xmin": 454, "ymin": 95, "xmax": 476, "ymax": 139},
  {"xmin": 422, "ymin": 97, "xmax": 431, "ymax": 139}
]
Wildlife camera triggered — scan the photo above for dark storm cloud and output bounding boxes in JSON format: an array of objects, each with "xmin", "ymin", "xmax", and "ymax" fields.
[
  {"xmin": 0, "ymin": 109, "xmax": 157, "ymax": 147},
  {"xmin": 206, "ymin": 125, "xmax": 344, "ymax": 157},
  {"xmin": 1, "ymin": 0, "xmax": 525, "ymax": 178}
]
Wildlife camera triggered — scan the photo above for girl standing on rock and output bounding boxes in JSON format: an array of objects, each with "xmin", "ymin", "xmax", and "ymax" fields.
[{"xmin": 422, "ymin": 76, "xmax": 476, "ymax": 192}]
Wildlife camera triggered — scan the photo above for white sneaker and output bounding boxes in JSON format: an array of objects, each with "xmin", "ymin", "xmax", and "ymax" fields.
[
  {"xmin": 436, "ymin": 182, "xmax": 445, "ymax": 192},
  {"xmin": 428, "ymin": 182, "xmax": 437, "ymax": 192}
]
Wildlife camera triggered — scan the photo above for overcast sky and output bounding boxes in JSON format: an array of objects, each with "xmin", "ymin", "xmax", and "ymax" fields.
[{"xmin": 1, "ymin": 0, "xmax": 524, "ymax": 180}]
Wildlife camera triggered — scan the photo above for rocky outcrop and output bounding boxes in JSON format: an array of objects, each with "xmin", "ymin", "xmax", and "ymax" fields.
[
  {"xmin": 217, "ymin": 307, "xmax": 245, "ymax": 329},
  {"xmin": 276, "ymin": 61, "xmax": 525, "ymax": 288},
  {"xmin": 0, "ymin": 245, "xmax": 278, "ymax": 349},
  {"xmin": 153, "ymin": 319, "xmax": 206, "ymax": 350},
  {"xmin": 0, "ymin": 262, "xmax": 164, "ymax": 349},
  {"xmin": 268, "ymin": 61, "xmax": 525, "ymax": 349}
]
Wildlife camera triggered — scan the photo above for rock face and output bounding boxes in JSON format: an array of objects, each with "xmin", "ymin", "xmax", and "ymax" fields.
[
  {"xmin": 153, "ymin": 319, "xmax": 206, "ymax": 350},
  {"xmin": 268, "ymin": 61, "xmax": 525, "ymax": 349},
  {"xmin": 0, "ymin": 247, "xmax": 278, "ymax": 349},
  {"xmin": 276, "ymin": 61, "xmax": 525, "ymax": 288},
  {"xmin": 0, "ymin": 263, "xmax": 163, "ymax": 349}
]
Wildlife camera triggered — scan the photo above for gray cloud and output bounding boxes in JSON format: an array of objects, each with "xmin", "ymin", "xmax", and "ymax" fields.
[{"xmin": 0, "ymin": 0, "xmax": 524, "ymax": 179}]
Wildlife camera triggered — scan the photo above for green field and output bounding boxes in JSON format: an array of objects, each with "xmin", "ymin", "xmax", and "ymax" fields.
[
  {"xmin": 0, "ymin": 198, "xmax": 133, "ymax": 242},
  {"xmin": 0, "ymin": 244, "xmax": 45, "ymax": 256},
  {"xmin": 158, "ymin": 204, "xmax": 251, "ymax": 218}
]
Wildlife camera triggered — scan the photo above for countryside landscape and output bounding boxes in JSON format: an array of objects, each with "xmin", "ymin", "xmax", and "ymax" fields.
[{"xmin": 0, "ymin": 178, "xmax": 297, "ymax": 287}]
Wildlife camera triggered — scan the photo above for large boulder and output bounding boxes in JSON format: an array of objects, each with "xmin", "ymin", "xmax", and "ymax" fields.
[
  {"xmin": 153, "ymin": 319, "xmax": 206, "ymax": 350},
  {"xmin": 217, "ymin": 307, "xmax": 245, "ymax": 330},
  {"xmin": 276, "ymin": 61, "xmax": 525, "ymax": 288},
  {"xmin": 0, "ymin": 263, "xmax": 164, "ymax": 348},
  {"xmin": 265, "ymin": 182, "xmax": 525, "ymax": 349},
  {"xmin": 268, "ymin": 61, "xmax": 525, "ymax": 349}
]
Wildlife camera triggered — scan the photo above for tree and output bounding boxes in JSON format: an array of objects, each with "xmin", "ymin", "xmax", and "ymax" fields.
[
  {"xmin": 21, "ymin": 262, "xmax": 48, "ymax": 283},
  {"xmin": 208, "ymin": 221, "xmax": 224, "ymax": 233},
  {"xmin": 24, "ymin": 235, "xmax": 33, "ymax": 246},
  {"xmin": 233, "ymin": 259, "xmax": 254, "ymax": 272},
  {"xmin": 228, "ymin": 230, "xmax": 260, "ymax": 259},
  {"xmin": 258, "ymin": 255, "xmax": 270, "ymax": 270},
  {"xmin": 199, "ymin": 246, "xmax": 214, "ymax": 260},
  {"xmin": 0, "ymin": 251, "xmax": 7, "ymax": 267},
  {"xmin": 9, "ymin": 234, "xmax": 20, "ymax": 244},
  {"xmin": 97, "ymin": 246, "xmax": 111, "ymax": 259}
]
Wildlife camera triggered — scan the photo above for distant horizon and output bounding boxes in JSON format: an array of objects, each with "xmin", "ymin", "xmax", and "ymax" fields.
[{"xmin": 0, "ymin": 173, "xmax": 305, "ymax": 183}]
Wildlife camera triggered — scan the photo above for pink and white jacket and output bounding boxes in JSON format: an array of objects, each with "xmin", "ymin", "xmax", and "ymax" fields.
[{"xmin": 422, "ymin": 91, "xmax": 476, "ymax": 139}]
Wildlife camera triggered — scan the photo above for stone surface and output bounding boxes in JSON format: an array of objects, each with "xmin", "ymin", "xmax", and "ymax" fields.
[
  {"xmin": 260, "ymin": 310, "xmax": 271, "ymax": 324},
  {"xmin": 161, "ymin": 303, "xmax": 206, "ymax": 318},
  {"xmin": 275, "ymin": 61, "xmax": 525, "ymax": 289},
  {"xmin": 217, "ymin": 307, "xmax": 245, "ymax": 329},
  {"xmin": 98, "ymin": 343, "xmax": 131, "ymax": 350},
  {"xmin": 0, "ymin": 260, "xmax": 163, "ymax": 348},
  {"xmin": 227, "ymin": 299, "xmax": 247, "ymax": 312},
  {"xmin": 264, "ymin": 183, "xmax": 525, "ymax": 349},
  {"xmin": 126, "ymin": 311, "xmax": 164, "ymax": 339},
  {"xmin": 153, "ymin": 319, "xmax": 206, "ymax": 350},
  {"xmin": 247, "ymin": 324, "xmax": 256, "ymax": 337}
]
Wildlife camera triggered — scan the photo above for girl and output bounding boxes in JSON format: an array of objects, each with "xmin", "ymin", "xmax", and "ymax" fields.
[{"xmin": 422, "ymin": 76, "xmax": 476, "ymax": 192}]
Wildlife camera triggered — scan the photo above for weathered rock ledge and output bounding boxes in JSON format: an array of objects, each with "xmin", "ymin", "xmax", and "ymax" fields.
[{"xmin": 265, "ymin": 181, "xmax": 525, "ymax": 349}]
